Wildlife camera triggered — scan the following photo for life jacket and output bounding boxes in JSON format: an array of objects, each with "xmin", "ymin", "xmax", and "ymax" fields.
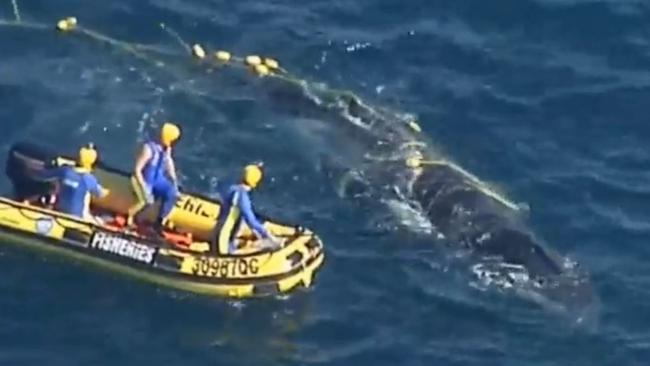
[{"xmin": 139, "ymin": 140, "xmax": 167, "ymax": 185}]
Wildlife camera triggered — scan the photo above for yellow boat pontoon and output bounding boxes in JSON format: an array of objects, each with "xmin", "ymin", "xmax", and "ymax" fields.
[{"xmin": 0, "ymin": 142, "xmax": 325, "ymax": 298}]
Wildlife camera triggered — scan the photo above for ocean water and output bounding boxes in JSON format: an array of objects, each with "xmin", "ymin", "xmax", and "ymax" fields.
[{"xmin": 1, "ymin": 0, "xmax": 649, "ymax": 365}]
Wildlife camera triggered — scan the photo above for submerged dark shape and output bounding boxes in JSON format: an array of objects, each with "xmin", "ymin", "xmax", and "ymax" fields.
[
  {"xmin": 413, "ymin": 162, "xmax": 596, "ymax": 313},
  {"xmin": 324, "ymin": 153, "xmax": 597, "ymax": 323},
  {"xmin": 262, "ymin": 71, "xmax": 598, "ymax": 323},
  {"xmin": 292, "ymin": 91, "xmax": 595, "ymax": 323},
  {"xmin": 411, "ymin": 165, "xmax": 562, "ymax": 277}
]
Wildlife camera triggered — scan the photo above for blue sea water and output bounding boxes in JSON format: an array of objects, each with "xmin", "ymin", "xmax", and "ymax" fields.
[{"xmin": 1, "ymin": 0, "xmax": 650, "ymax": 365}]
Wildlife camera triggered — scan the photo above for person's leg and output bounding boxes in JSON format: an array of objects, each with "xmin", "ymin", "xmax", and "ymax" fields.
[
  {"xmin": 126, "ymin": 176, "xmax": 151, "ymax": 226},
  {"xmin": 217, "ymin": 207, "xmax": 241, "ymax": 254},
  {"xmin": 151, "ymin": 177, "xmax": 179, "ymax": 226}
]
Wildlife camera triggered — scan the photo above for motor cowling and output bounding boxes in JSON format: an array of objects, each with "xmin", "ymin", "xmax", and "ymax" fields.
[{"xmin": 5, "ymin": 142, "xmax": 59, "ymax": 201}]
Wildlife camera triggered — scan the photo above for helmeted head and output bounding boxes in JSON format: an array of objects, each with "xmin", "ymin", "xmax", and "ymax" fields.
[
  {"xmin": 160, "ymin": 122, "xmax": 181, "ymax": 147},
  {"xmin": 242, "ymin": 164, "xmax": 263, "ymax": 189},
  {"xmin": 78, "ymin": 143, "xmax": 97, "ymax": 170}
]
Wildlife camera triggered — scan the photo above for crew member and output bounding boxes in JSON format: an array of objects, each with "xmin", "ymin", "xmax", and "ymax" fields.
[
  {"xmin": 211, "ymin": 164, "xmax": 279, "ymax": 254},
  {"xmin": 39, "ymin": 144, "xmax": 109, "ymax": 220},
  {"xmin": 127, "ymin": 122, "xmax": 181, "ymax": 232}
]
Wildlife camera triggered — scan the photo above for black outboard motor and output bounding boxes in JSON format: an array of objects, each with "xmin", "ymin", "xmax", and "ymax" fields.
[{"xmin": 5, "ymin": 142, "xmax": 59, "ymax": 201}]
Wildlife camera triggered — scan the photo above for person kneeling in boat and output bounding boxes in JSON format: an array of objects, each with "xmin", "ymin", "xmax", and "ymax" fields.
[
  {"xmin": 127, "ymin": 122, "xmax": 181, "ymax": 233},
  {"xmin": 210, "ymin": 164, "xmax": 281, "ymax": 254},
  {"xmin": 38, "ymin": 144, "xmax": 109, "ymax": 222}
]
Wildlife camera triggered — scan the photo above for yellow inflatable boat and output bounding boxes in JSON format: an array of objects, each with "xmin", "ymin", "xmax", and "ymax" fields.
[{"xmin": 0, "ymin": 142, "xmax": 325, "ymax": 298}]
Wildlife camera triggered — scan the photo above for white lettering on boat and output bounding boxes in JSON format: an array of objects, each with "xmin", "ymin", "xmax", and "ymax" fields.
[{"xmin": 90, "ymin": 232, "xmax": 156, "ymax": 264}]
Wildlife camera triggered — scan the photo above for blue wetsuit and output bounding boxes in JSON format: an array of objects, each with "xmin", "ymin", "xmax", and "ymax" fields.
[
  {"xmin": 213, "ymin": 184, "xmax": 269, "ymax": 254},
  {"xmin": 133, "ymin": 140, "xmax": 179, "ymax": 223},
  {"xmin": 39, "ymin": 166, "xmax": 104, "ymax": 218}
]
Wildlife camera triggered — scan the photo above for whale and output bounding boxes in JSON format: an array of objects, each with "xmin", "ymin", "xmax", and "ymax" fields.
[
  {"xmin": 272, "ymin": 86, "xmax": 598, "ymax": 322},
  {"xmin": 258, "ymin": 75, "xmax": 600, "ymax": 323},
  {"xmin": 319, "ymin": 142, "xmax": 597, "ymax": 323}
]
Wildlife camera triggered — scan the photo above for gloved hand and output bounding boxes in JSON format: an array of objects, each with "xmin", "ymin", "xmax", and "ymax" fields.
[{"xmin": 258, "ymin": 235, "xmax": 282, "ymax": 251}]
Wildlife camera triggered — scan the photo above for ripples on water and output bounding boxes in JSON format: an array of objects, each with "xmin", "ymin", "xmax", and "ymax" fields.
[{"xmin": 1, "ymin": 0, "xmax": 649, "ymax": 365}]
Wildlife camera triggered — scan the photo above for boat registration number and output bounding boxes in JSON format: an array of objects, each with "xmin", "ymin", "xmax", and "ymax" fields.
[{"xmin": 191, "ymin": 257, "xmax": 260, "ymax": 278}]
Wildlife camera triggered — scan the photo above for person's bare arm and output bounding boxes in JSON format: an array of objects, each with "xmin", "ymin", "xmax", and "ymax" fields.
[{"xmin": 165, "ymin": 148, "xmax": 178, "ymax": 185}]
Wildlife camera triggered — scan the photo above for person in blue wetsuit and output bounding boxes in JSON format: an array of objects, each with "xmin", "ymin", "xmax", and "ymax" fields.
[
  {"xmin": 211, "ymin": 164, "xmax": 280, "ymax": 254},
  {"xmin": 39, "ymin": 144, "xmax": 109, "ymax": 221},
  {"xmin": 127, "ymin": 122, "xmax": 181, "ymax": 232}
]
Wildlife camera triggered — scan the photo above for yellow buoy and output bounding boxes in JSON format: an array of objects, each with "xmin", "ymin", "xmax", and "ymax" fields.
[
  {"xmin": 56, "ymin": 16, "xmax": 77, "ymax": 32},
  {"xmin": 56, "ymin": 20, "xmax": 68, "ymax": 31},
  {"xmin": 263, "ymin": 58, "xmax": 279, "ymax": 69},
  {"xmin": 408, "ymin": 120, "xmax": 422, "ymax": 133},
  {"xmin": 214, "ymin": 50, "xmax": 231, "ymax": 62},
  {"xmin": 405, "ymin": 156, "xmax": 422, "ymax": 168},
  {"xmin": 245, "ymin": 55, "xmax": 262, "ymax": 66},
  {"xmin": 254, "ymin": 64, "xmax": 270, "ymax": 76},
  {"xmin": 192, "ymin": 44, "xmax": 206, "ymax": 59}
]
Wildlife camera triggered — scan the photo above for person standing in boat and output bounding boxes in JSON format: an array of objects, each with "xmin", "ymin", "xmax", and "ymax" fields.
[
  {"xmin": 38, "ymin": 143, "xmax": 109, "ymax": 221},
  {"xmin": 127, "ymin": 122, "xmax": 181, "ymax": 233},
  {"xmin": 210, "ymin": 163, "xmax": 280, "ymax": 254}
]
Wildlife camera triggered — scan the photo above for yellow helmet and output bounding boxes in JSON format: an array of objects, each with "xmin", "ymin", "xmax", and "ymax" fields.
[
  {"xmin": 78, "ymin": 144, "xmax": 97, "ymax": 169},
  {"xmin": 160, "ymin": 122, "xmax": 181, "ymax": 147},
  {"xmin": 242, "ymin": 164, "xmax": 263, "ymax": 189}
]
